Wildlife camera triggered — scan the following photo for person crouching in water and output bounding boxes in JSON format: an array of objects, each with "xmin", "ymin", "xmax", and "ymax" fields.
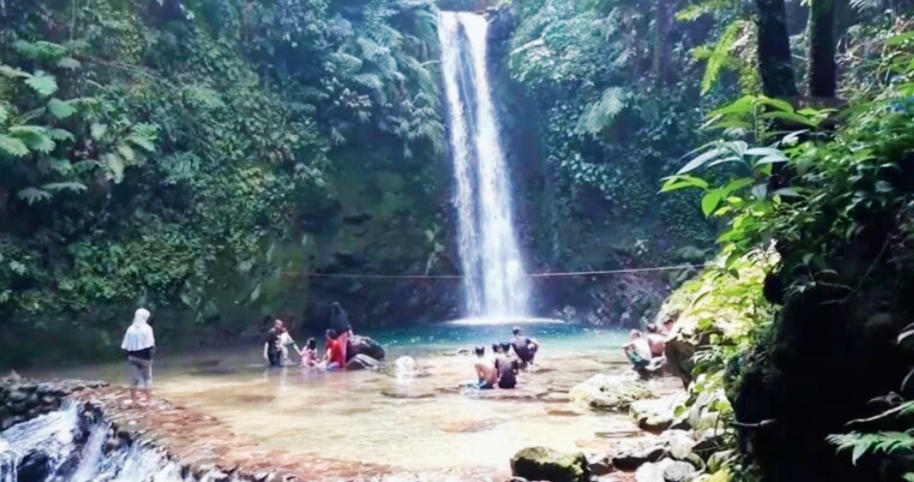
[
  {"xmin": 299, "ymin": 338, "xmax": 319, "ymax": 367},
  {"xmin": 511, "ymin": 327, "xmax": 539, "ymax": 368},
  {"xmin": 624, "ymin": 329, "xmax": 661, "ymax": 379},
  {"xmin": 473, "ymin": 346, "xmax": 497, "ymax": 389},
  {"xmin": 121, "ymin": 308, "xmax": 155, "ymax": 406},
  {"xmin": 324, "ymin": 329, "xmax": 346, "ymax": 371},
  {"xmin": 493, "ymin": 343, "xmax": 517, "ymax": 389}
]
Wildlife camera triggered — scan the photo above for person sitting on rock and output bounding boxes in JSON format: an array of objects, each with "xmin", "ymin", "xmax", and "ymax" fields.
[
  {"xmin": 324, "ymin": 329, "xmax": 346, "ymax": 371},
  {"xmin": 493, "ymin": 343, "xmax": 517, "ymax": 389},
  {"xmin": 298, "ymin": 338, "xmax": 319, "ymax": 367},
  {"xmin": 511, "ymin": 327, "xmax": 539, "ymax": 368},
  {"xmin": 473, "ymin": 346, "xmax": 497, "ymax": 389}
]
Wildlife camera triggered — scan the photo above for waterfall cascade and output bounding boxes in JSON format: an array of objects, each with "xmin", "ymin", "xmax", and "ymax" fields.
[
  {"xmin": 438, "ymin": 11, "xmax": 532, "ymax": 321},
  {"xmin": 0, "ymin": 403, "xmax": 186, "ymax": 482}
]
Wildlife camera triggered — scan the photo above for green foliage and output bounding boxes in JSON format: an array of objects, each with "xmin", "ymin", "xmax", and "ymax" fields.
[
  {"xmin": 0, "ymin": 0, "xmax": 448, "ymax": 365},
  {"xmin": 508, "ymin": 0, "xmax": 717, "ymax": 253}
]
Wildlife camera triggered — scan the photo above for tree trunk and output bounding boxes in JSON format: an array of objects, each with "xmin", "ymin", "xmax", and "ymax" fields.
[
  {"xmin": 755, "ymin": 0, "xmax": 799, "ymax": 98},
  {"xmin": 806, "ymin": 0, "xmax": 836, "ymax": 97}
]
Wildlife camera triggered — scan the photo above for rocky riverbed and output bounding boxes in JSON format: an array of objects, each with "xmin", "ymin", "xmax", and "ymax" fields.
[{"xmin": 1, "ymin": 368, "xmax": 719, "ymax": 482}]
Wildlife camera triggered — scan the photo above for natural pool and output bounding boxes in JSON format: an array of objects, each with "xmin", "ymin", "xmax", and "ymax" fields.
[{"xmin": 27, "ymin": 323, "xmax": 672, "ymax": 480}]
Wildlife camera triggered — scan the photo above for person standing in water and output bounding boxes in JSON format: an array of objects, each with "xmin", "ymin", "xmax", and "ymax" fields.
[
  {"xmin": 511, "ymin": 327, "xmax": 539, "ymax": 368},
  {"xmin": 263, "ymin": 319, "xmax": 284, "ymax": 367},
  {"xmin": 121, "ymin": 308, "xmax": 155, "ymax": 406}
]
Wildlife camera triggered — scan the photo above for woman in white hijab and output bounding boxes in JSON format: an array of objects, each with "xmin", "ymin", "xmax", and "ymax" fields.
[{"xmin": 121, "ymin": 308, "xmax": 155, "ymax": 405}]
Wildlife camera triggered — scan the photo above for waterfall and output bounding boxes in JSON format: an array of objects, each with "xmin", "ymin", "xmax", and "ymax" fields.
[{"xmin": 438, "ymin": 11, "xmax": 531, "ymax": 320}]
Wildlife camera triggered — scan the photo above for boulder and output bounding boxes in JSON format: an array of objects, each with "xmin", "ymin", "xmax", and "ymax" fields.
[
  {"xmin": 511, "ymin": 447, "xmax": 589, "ymax": 482},
  {"xmin": 347, "ymin": 335, "xmax": 385, "ymax": 361},
  {"xmin": 587, "ymin": 453, "xmax": 613, "ymax": 476},
  {"xmin": 569, "ymin": 374, "xmax": 658, "ymax": 411},
  {"xmin": 658, "ymin": 430, "xmax": 696, "ymax": 461},
  {"xmin": 17, "ymin": 450, "xmax": 50, "ymax": 482},
  {"xmin": 611, "ymin": 446, "xmax": 668, "ymax": 471},
  {"xmin": 629, "ymin": 393, "xmax": 687, "ymax": 433},
  {"xmin": 345, "ymin": 354, "xmax": 382, "ymax": 371},
  {"xmin": 663, "ymin": 461, "xmax": 699, "ymax": 482}
]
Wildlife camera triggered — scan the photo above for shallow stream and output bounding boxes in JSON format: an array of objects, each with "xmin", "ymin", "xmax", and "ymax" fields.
[{"xmin": 25, "ymin": 324, "xmax": 668, "ymax": 479}]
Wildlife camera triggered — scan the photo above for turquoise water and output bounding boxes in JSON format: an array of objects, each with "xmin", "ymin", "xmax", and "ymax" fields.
[{"xmin": 28, "ymin": 323, "xmax": 646, "ymax": 479}]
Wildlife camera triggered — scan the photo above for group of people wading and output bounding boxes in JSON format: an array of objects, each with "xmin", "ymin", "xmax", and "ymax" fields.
[
  {"xmin": 263, "ymin": 302, "xmax": 358, "ymax": 371},
  {"xmin": 468, "ymin": 327, "xmax": 540, "ymax": 390}
]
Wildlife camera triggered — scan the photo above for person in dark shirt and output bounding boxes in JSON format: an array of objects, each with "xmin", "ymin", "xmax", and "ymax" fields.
[
  {"xmin": 493, "ymin": 343, "xmax": 517, "ymax": 389},
  {"xmin": 262, "ymin": 319, "xmax": 284, "ymax": 367},
  {"xmin": 511, "ymin": 326, "xmax": 539, "ymax": 367}
]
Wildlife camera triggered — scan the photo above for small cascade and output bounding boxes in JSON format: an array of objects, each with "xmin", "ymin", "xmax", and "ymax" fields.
[{"xmin": 0, "ymin": 403, "xmax": 188, "ymax": 482}]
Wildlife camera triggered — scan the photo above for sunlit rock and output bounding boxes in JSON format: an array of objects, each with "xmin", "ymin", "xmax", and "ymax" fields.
[
  {"xmin": 510, "ymin": 446, "xmax": 589, "ymax": 482},
  {"xmin": 569, "ymin": 374, "xmax": 658, "ymax": 411}
]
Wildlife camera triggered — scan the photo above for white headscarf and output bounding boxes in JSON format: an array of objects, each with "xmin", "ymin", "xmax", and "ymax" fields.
[{"xmin": 121, "ymin": 308, "xmax": 155, "ymax": 352}]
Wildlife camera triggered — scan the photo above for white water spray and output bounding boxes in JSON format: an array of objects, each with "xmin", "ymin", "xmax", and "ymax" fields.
[{"xmin": 438, "ymin": 11, "xmax": 531, "ymax": 320}]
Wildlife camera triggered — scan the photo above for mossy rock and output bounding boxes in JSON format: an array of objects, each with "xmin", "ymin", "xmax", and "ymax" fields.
[
  {"xmin": 569, "ymin": 374, "xmax": 658, "ymax": 411},
  {"xmin": 510, "ymin": 446, "xmax": 589, "ymax": 482}
]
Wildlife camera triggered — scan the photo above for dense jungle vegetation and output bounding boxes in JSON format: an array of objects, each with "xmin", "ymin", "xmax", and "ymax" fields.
[{"xmin": 5, "ymin": 0, "xmax": 914, "ymax": 480}]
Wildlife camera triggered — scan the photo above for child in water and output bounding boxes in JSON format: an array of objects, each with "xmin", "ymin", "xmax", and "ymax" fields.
[{"xmin": 299, "ymin": 338, "xmax": 319, "ymax": 367}]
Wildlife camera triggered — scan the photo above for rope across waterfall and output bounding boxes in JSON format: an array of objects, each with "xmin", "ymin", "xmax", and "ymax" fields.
[{"xmin": 285, "ymin": 263, "xmax": 711, "ymax": 280}]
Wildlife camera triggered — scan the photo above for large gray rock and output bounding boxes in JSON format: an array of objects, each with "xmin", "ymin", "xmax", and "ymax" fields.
[
  {"xmin": 511, "ymin": 447, "xmax": 589, "ymax": 482},
  {"xmin": 629, "ymin": 392, "xmax": 688, "ymax": 433},
  {"xmin": 347, "ymin": 335, "xmax": 385, "ymax": 361},
  {"xmin": 569, "ymin": 374, "xmax": 658, "ymax": 411},
  {"xmin": 636, "ymin": 459, "xmax": 698, "ymax": 482}
]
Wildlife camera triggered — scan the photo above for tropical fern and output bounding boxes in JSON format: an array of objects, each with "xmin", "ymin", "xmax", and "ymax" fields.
[
  {"xmin": 697, "ymin": 19, "xmax": 753, "ymax": 94},
  {"xmin": 576, "ymin": 87, "xmax": 628, "ymax": 135},
  {"xmin": 828, "ymin": 431, "xmax": 914, "ymax": 466},
  {"xmin": 676, "ymin": 0, "xmax": 737, "ymax": 22}
]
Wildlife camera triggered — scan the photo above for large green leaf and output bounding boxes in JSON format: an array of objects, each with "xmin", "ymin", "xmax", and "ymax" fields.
[
  {"xmin": 47, "ymin": 98, "xmax": 77, "ymax": 119},
  {"xmin": 0, "ymin": 134, "xmax": 29, "ymax": 157},
  {"xmin": 26, "ymin": 135, "xmax": 56, "ymax": 154},
  {"xmin": 25, "ymin": 71, "xmax": 58, "ymax": 97},
  {"xmin": 47, "ymin": 128, "xmax": 75, "ymax": 141},
  {"xmin": 0, "ymin": 104, "xmax": 8, "ymax": 124}
]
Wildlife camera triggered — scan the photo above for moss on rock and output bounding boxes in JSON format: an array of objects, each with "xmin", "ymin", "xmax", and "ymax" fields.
[{"xmin": 510, "ymin": 446, "xmax": 589, "ymax": 482}]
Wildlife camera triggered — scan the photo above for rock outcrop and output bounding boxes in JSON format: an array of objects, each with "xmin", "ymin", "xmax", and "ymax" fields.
[
  {"xmin": 569, "ymin": 374, "xmax": 658, "ymax": 411},
  {"xmin": 347, "ymin": 335, "xmax": 386, "ymax": 361},
  {"xmin": 510, "ymin": 447, "xmax": 589, "ymax": 482}
]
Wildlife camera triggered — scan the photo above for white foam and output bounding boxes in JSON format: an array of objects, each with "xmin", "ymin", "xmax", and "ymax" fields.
[{"xmin": 445, "ymin": 317, "xmax": 565, "ymax": 326}]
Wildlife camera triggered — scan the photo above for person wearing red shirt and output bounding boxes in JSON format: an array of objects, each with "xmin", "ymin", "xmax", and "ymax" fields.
[{"xmin": 324, "ymin": 329, "xmax": 345, "ymax": 371}]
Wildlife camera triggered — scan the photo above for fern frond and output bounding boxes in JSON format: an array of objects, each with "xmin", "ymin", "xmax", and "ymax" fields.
[
  {"xmin": 0, "ymin": 105, "xmax": 9, "ymax": 125},
  {"xmin": 849, "ymin": 0, "xmax": 879, "ymax": 11},
  {"xmin": 576, "ymin": 87, "xmax": 628, "ymax": 135},
  {"xmin": 700, "ymin": 19, "xmax": 749, "ymax": 94},
  {"xmin": 42, "ymin": 182, "xmax": 87, "ymax": 193},
  {"xmin": 25, "ymin": 71, "xmax": 58, "ymax": 97},
  {"xmin": 57, "ymin": 57, "xmax": 81, "ymax": 70},
  {"xmin": 0, "ymin": 134, "xmax": 29, "ymax": 157},
  {"xmin": 17, "ymin": 187, "xmax": 53, "ymax": 204},
  {"xmin": 676, "ymin": 0, "xmax": 735, "ymax": 22},
  {"xmin": 47, "ymin": 98, "xmax": 77, "ymax": 119}
]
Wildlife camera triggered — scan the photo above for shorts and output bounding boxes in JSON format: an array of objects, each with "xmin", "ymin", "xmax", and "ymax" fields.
[
  {"xmin": 128, "ymin": 357, "xmax": 153, "ymax": 389},
  {"xmin": 326, "ymin": 362, "xmax": 342, "ymax": 371},
  {"xmin": 475, "ymin": 379, "xmax": 494, "ymax": 390},
  {"xmin": 267, "ymin": 350, "xmax": 282, "ymax": 367}
]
